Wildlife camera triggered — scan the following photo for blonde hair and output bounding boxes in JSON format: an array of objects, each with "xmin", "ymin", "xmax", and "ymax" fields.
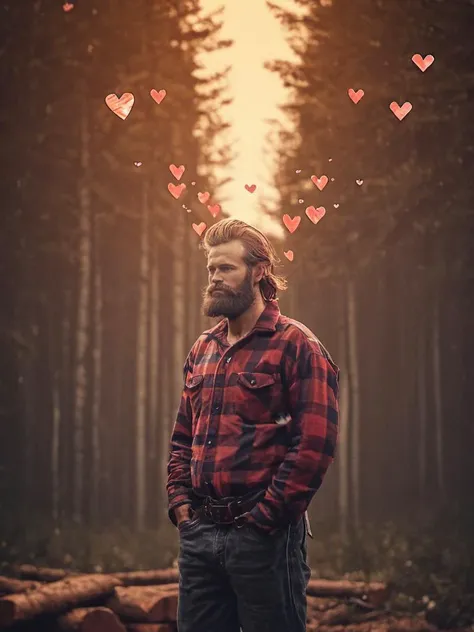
[{"xmin": 199, "ymin": 219, "xmax": 288, "ymax": 301}]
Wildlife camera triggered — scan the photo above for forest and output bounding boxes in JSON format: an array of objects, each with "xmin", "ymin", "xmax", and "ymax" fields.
[{"xmin": 0, "ymin": 0, "xmax": 473, "ymax": 630}]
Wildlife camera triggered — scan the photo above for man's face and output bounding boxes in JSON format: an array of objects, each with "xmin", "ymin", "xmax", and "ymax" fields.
[{"xmin": 201, "ymin": 240, "xmax": 260, "ymax": 320}]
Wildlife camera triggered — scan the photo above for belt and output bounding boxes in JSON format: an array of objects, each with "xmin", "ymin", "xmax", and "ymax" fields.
[{"xmin": 193, "ymin": 489, "xmax": 266, "ymax": 527}]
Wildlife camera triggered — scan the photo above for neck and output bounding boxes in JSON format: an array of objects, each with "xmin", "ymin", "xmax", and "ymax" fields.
[{"xmin": 227, "ymin": 296, "xmax": 267, "ymax": 340}]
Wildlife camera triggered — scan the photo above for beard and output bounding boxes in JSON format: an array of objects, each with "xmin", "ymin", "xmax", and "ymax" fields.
[{"xmin": 201, "ymin": 269, "xmax": 257, "ymax": 319}]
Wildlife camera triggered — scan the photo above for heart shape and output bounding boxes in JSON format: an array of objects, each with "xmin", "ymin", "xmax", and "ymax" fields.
[
  {"xmin": 305, "ymin": 206, "xmax": 326, "ymax": 225},
  {"xmin": 134, "ymin": 162, "xmax": 142, "ymax": 167},
  {"xmin": 311, "ymin": 175, "xmax": 328, "ymax": 191},
  {"xmin": 356, "ymin": 179, "xmax": 363, "ymax": 186},
  {"xmin": 192, "ymin": 222, "xmax": 207, "ymax": 237},
  {"xmin": 390, "ymin": 101, "xmax": 412, "ymax": 121},
  {"xmin": 150, "ymin": 89, "xmax": 167, "ymax": 105},
  {"xmin": 333, "ymin": 203, "xmax": 340, "ymax": 208},
  {"xmin": 207, "ymin": 204, "xmax": 221, "ymax": 218},
  {"xmin": 348, "ymin": 88, "xmax": 364, "ymax": 104},
  {"xmin": 63, "ymin": 2, "xmax": 74, "ymax": 11},
  {"xmin": 245, "ymin": 184, "xmax": 256, "ymax": 193},
  {"xmin": 284, "ymin": 250, "xmax": 294, "ymax": 262},
  {"xmin": 105, "ymin": 93, "xmax": 135, "ymax": 120},
  {"xmin": 198, "ymin": 191, "xmax": 210, "ymax": 204},
  {"xmin": 283, "ymin": 214, "xmax": 301, "ymax": 234},
  {"xmin": 169, "ymin": 164, "xmax": 185, "ymax": 180},
  {"xmin": 412, "ymin": 53, "xmax": 434, "ymax": 72},
  {"xmin": 168, "ymin": 183, "xmax": 186, "ymax": 199}
]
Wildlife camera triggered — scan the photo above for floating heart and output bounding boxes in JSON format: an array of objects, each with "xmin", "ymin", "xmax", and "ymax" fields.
[
  {"xmin": 305, "ymin": 206, "xmax": 326, "ymax": 225},
  {"xmin": 168, "ymin": 183, "xmax": 186, "ymax": 199},
  {"xmin": 348, "ymin": 88, "xmax": 364, "ymax": 104},
  {"xmin": 295, "ymin": 169, "xmax": 302, "ymax": 174},
  {"xmin": 356, "ymin": 179, "xmax": 363, "ymax": 186},
  {"xmin": 193, "ymin": 222, "xmax": 206, "ymax": 237},
  {"xmin": 208, "ymin": 204, "xmax": 221, "ymax": 218},
  {"xmin": 105, "ymin": 93, "xmax": 135, "ymax": 120},
  {"xmin": 284, "ymin": 250, "xmax": 294, "ymax": 262},
  {"xmin": 191, "ymin": 181, "xmax": 196, "ymax": 185},
  {"xmin": 283, "ymin": 214, "xmax": 301, "ymax": 234},
  {"xmin": 63, "ymin": 2, "xmax": 74, "ymax": 11},
  {"xmin": 412, "ymin": 53, "xmax": 434, "ymax": 72},
  {"xmin": 390, "ymin": 101, "xmax": 412, "ymax": 121},
  {"xmin": 298, "ymin": 199, "xmax": 304, "ymax": 204},
  {"xmin": 198, "ymin": 191, "xmax": 210, "ymax": 204},
  {"xmin": 150, "ymin": 89, "xmax": 166, "ymax": 105},
  {"xmin": 334, "ymin": 203, "xmax": 340, "ymax": 208},
  {"xmin": 169, "ymin": 164, "xmax": 185, "ymax": 180},
  {"xmin": 311, "ymin": 175, "xmax": 328, "ymax": 191},
  {"xmin": 134, "ymin": 162, "xmax": 142, "ymax": 167},
  {"xmin": 245, "ymin": 184, "xmax": 256, "ymax": 193}
]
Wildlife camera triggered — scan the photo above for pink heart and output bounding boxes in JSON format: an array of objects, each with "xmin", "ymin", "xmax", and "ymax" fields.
[
  {"xmin": 169, "ymin": 164, "xmax": 185, "ymax": 180},
  {"xmin": 105, "ymin": 93, "xmax": 135, "ymax": 120},
  {"xmin": 63, "ymin": 2, "xmax": 74, "ymax": 11},
  {"xmin": 305, "ymin": 206, "xmax": 326, "ymax": 225},
  {"xmin": 284, "ymin": 250, "xmax": 294, "ymax": 262},
  {"xmin": 198, "ymin": 191, "xmax": 210, "ymax": 204},
  {"xmin": 207, "ymin": 204, "xmax": 221, "ymax": 218},
  {"xmin": 411, "ymin": 54, "xmax": 434, "ymax": 72},
  {"xmin": 348, "ymin": 88, "xmax": 364, "ymax": 104},
  {"xmin": 245, "ymin": 184, "xmax": 256, "ymax": 193},
  {"xmin": 168, "ymin": 183, "xmax": 186, "ymax": 199},
  {"xmin": 311, "ymin": 175, "xmax": 328, "ymax": 191},
  {"xmin": 150, "ymin": 89, "xmax": 166, "ymax": 105},
  {"xmin": 390, "ymin": 101, "xmax": 412, "ymax": 121},
  {"xmin": 283, "ymin": 214, "xmax": 301, "ymax": 234},
  {"xmin": 192, "ymin": 222, "xmax": 206, "ymax": 237}
]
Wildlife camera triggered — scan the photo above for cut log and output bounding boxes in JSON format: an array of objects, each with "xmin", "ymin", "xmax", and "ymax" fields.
[
  {"xmin": 11, "ymin": 564, "xmax": 78, "ymax": 582},
  {"xmin": 11, "ymin": 565, "xmax": 179, "ymax": 587},
  {"xmin": 306, "ymin": 579, "xmax": 392, "ymax": 607},
  {"xmin": 0, "ymin": 576, "xmax": 42, "ymax": 595},
  {"xmin": 126, "ymin": 625, "xmax": 177, "ymax": 632},
  {"xmin": 57, "ymin": 606, "xmax": 127, "ymax": 632},
  {"xmin": 318, "ymin": 604, "xmax": 385, "ymax": 625},
  {"xmin": 113, "ymin": 570, "xmax": 179, "ymax": 586},
  {"xmin": 105, "ymin": 585, "xmax": 178, "ymax": 623},
  {"xmin": 0, "ymin": 573, "xmax": 123, "ymax": 627}
]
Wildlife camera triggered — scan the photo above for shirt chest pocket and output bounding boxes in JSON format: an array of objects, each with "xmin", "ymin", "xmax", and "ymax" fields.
[
  {"xmin": 184, "ymin": 374, "xmax": 204, "ymax": 421},
  {"xmin": 235, "ymin": 372, "xmax": 283, "ymax": 423}
]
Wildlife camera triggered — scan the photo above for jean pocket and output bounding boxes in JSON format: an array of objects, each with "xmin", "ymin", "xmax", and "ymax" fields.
[{"xmin": 178, "ymin": 515, "xmax": 201, "ymax": 535}]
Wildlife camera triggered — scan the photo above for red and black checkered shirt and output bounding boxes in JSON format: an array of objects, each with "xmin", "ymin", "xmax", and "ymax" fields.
[{"xmin": 166, "ymin": 299, "xmax": 340, "ymax": 533}]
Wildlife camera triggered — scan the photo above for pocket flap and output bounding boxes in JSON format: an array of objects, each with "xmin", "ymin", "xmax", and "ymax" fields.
[
  {"xmin": 185, "ymin": 374, "xmax": 204, "ymax": 389},
  {"xmin": 237, "ymin": 372, "xmax": 276, "ymax": 389}
]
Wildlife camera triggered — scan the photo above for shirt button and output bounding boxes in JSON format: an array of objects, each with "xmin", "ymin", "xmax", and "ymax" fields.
[
  {"xmin": 226, "ymin": 357, "xmax": 231, "ymax": 363},
  {"xmin": 207, "ymin": 440, "xmax": 213, "ymax": 446},
  {"xmin": 250, "ymin": 378, "xmax": 256, "ymax": 385},
  {"xmin": 214, "ymin": 405, "xmax": 220, "ymax": 412}
]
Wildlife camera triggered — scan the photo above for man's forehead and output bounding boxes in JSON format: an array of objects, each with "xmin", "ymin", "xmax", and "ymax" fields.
[{"xmin": 207, "ymin": 241, "xmax": 246, "ymax": 265}]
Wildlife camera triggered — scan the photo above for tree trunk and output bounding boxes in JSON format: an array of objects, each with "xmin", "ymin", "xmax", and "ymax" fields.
[
  {"xmin": 90, "ymin": 213, "xmax": 103, "ymax": 527},
  {"xmin": 73, "ymin": 91, "xmax": 92, "ymax": 525},
  {"xmin": 432, "ymin": 274, "xmax": 445, "ymax": 503},
  {"xmin": 337, "ymin": 281, "xmax": 349, "ymax": 543},
  {"xmin": 148, "ymin": 238, "xmax": 160, "ymax": 526},
  {"xmin": 135, "ymin": 181, "xmax": 150, "ymax": 532},
  {"xmin": 347, "ymin": 277, "xmax": 360, "ymax": 530}
]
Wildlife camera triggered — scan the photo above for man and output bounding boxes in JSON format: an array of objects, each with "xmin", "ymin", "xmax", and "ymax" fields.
[{"xmin": 166, "ymin": 219, "xmax": 340, "ymax": 632}]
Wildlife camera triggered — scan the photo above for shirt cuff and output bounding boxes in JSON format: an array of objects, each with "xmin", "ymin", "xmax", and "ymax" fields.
[{"xmin": 168, "ymin": 500, "xmax": 192, "ymax": 527}]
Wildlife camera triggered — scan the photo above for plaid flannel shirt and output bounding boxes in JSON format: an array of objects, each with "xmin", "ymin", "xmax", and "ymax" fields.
[{"xmin": 166, "ymin": 299, "xmax": 340, "ymax": 534}]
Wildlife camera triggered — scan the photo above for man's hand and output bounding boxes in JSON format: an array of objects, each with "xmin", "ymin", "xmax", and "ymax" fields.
[{"xmin": 175, "ymin": 504, "xmax": 193, "ymax": 526}]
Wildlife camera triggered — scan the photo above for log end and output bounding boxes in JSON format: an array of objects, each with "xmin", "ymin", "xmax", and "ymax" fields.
[{"xmin": 0, "ymin": 597, "xmax": 15, "ymax": 628}]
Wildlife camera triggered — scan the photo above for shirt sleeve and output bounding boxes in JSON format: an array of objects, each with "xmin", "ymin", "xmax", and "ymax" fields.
[
  {"xmin": 245, "ymin": 344, "xmax": 340, "ymax": 533},
  {"xmin": 166, "ymin": 347, "xmax": 195, "ymax": 527}
]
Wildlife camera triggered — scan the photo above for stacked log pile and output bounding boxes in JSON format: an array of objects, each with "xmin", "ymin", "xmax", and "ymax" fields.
[{"xmin": 0, "ymin": 564, "xmax": 448, "ymax": 632}]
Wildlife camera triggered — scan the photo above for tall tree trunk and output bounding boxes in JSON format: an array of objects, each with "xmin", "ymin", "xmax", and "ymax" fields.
[
  {"xmin": 135, "ymin": 181, "xmax": 150, "ymax": 531},
  {"xmin": 148, "ymin": 238, "xmax": 160, "ymax": 526},
  {"xmin": 337, "ymin": 281, "xmax": 350, "ymax": 543},
  {"xmin": 417, "ymin": 279, "xmax": 428, "ymax": 505},
  {"xmin": 159, "ymin": 251, "xmax": 172, "ymax": 522},
  {"xmin": 347, "ymin": 277, "xmax": 360, "ymax": 530},
  {"xmin": 432, "ymin": 257, "xmax": 445, "ymax": 503},
  {"xmin": 89, "ymin": 214, "xmax": 103, "ymax": 527},
  {"xmin": 61, "ymin": 289, "xmax": 72, "ymax": 522},
  {"xmin": 49, "ymin": 308, "xmax": 61, "ymax": 525},
  {"xmin": 73, "ymin": 91, "xmax": 92, "ymax": 525}
]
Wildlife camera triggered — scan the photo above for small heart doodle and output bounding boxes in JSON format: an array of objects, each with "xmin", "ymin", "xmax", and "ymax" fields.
[
  {"xmin": 198, "ymin": 191, "xmax": 210, "ymax": 204},
  {"xmin": 348, "ymin": 88, "xmax": 364, "ymax": 104},
  {"xmin": 169, "ymin": 164, "xmax": 185, "ymax": 180},
  {"xmin": 283, "ymin": 214, "xmax": 301, "ymax": 234},
  {"xmin": 193, "ymin": 222, "xmax": 207, "ymax": 237},
  {"xmin": 412, "ymin": 54, "xmax": 434, "ymax": 72},
  {"xmin": 245, "ymin": 184, "xmax": 257, "ymax": 193},
  {"xmin": 105, "ymin": 93, "xmax": 135, "ymax": 120},
  {"xmin": 305, "ymin": 206, "xmax": 326, "ymax": 225},
  {"xmin": 207, "ymin": 204, "xmax": 221, "ymax": 218},
  {"xmin": 390, "ymin": 101, "xmax": 412, "ymax": 121},
  {"xmin": 284, "ymin": 250, "xmax": 294, "ymax": 261},
  {"xmin": 168, "ymin": 183, "xmax": 186, "ymax": 199},
  {"xmin": 150, "ymin": 89, "xmax": 167, "ymax": 105},
  {"xmin": 311, "ymin": 175, "xmax": 328, "ymax": 191}
]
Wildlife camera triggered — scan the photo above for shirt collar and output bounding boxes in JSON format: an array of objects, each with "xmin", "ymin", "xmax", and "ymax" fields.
[{"xmin": 205, "ymin": 299, "xmax": 281, "ymax": 345}]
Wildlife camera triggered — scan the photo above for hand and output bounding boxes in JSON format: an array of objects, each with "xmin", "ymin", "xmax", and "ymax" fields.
[{"xmin": 175, "ymin": 504, "xmax": 193, "ymax": 526}]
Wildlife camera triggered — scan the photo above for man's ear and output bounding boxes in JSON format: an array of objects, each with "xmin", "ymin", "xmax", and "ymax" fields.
[{"xmin": 254, "ymin": 262, "xmax": 266, "ymax": 283}]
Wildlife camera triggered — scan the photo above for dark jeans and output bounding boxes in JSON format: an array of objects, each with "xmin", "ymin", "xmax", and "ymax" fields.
[{"xmin": 177, "ymin": 510, "xmax": 311, "ymax": 632}]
